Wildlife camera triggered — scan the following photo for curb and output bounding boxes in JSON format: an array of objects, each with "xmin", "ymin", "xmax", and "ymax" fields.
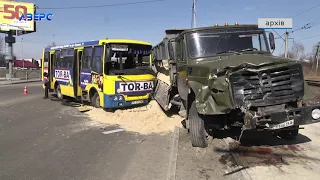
[
  {"xmin": 0, "ymin": 79, "xmax": 41, "ymax": 85},
  {"xmin": 166, "ymin": 127, "xmax": 180, "ymax": 180}
]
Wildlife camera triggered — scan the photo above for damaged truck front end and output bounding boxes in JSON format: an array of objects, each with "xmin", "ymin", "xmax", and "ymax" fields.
[
  {"xmin": 152, "ymin": 24, "xmax": 320, "ymax": 148},
  {"xmin": 209, "ymin": 62, "xmax": 320, "ymax": 130},
  {"xmin": 191, "ymin": 60, "xmax": 320, "ymax": 148}
]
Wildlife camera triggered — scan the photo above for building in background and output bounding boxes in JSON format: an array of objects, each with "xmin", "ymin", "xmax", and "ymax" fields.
[{"xmin": 13, "ymin": 58, "xmax": 40, "ymax": 69}]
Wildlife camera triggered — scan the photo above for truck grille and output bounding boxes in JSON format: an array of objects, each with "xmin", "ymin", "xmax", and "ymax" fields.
[{"xmin": 230, "ymin": 63, "xmax": 304, "ymax": 107}]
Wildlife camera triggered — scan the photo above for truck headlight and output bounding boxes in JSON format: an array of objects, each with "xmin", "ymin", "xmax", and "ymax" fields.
[{"xmin": 311, "ymin": 109, "xmax": 320, "ymax": 120}]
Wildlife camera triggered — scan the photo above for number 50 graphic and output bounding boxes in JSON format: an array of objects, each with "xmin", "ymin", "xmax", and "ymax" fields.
[{"xmin": 1, "ymin": 4, "xmax": 28, "ymax": 20}]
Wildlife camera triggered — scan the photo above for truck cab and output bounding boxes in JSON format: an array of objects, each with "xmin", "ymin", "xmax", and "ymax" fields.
[{"xmin": 152, "ymin": 24, "xmax": 320, "ymax": 148}]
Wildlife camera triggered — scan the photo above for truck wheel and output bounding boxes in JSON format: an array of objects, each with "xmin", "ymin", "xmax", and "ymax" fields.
[
  {"xmin": 188, "ymin": 100, "xmax": 208, "ymax": 148},
  {"xmin": 91, "ymin": 92, "xmax": 100, "ymax": 108},
  {"xmin": 278, "ymin": 126, "xmax": 299, "ymax": 140}
]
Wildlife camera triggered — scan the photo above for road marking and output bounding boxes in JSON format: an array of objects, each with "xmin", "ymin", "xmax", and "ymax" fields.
[
  {"xmin": 102, "ymin": 128, "xmax": 125, "ymax": 135},
  {"xmin": 223, "ymin": 138, "xmax": 252, "ymax": 180},
  {"xmin": 166, "ymin": 127, "xmax": 179, "ymax": 180}
]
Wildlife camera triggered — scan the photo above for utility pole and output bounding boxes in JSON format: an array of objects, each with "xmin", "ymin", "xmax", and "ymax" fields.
[
  {"xmin": 21, "ymin": 38, "xmax": 24, "ymax": 69},
  {"xmin": 316, "ymin": 44, "xmax": 320, "ymax": 74},
  {"xmin": 52, "ymin": 34, "xmax": 55, "ymax": 46},
  {"xmin": 284, "ymin": 30, "xmax": 289, "ymax": 58},
  {"xmin": 192, "ymin": 0, "xmax": 196, "ymax": 28},
  {"xmin": 4, "ymin": 30, "xmax": 15, "ymax": 80}
]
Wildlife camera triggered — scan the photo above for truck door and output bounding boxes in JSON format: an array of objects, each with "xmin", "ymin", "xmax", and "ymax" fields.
[{"xmin": 176, "ymin": 37, "xmax": 188, "ymax": 101}]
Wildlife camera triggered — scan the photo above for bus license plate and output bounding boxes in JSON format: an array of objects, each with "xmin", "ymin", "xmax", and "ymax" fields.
[{"xmin": 131, "ymin": 100, "xmax": 143, "ymax": 105}]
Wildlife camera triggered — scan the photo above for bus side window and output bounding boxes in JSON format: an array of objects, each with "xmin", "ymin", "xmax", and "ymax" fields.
[
  {"xmin": 83, "ymin": 47, "xmax": 92, "ymax": 69},
  {"xmin": 67, "ymin": 49, "xmax": 74, "ymax": 68},
  {"xmin": 56, "ymin": 51, "xmax": 61, "ymax": 68},
  {"xmin": 61, "ymin": 50, "xmax": 68, "ymax": 68},
  {"xmin": 91, "ymin": 46, "xmax": 103, "ymax": 74},
  {"xmin": 44, "ymin": 52, "xmax": 49, "ymax": 67},
  {"xmin": 79, "ymin": 51, "xmax": 83, "ymax": 69}
]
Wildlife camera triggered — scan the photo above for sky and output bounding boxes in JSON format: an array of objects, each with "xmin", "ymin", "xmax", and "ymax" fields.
[{"xmin": 1, "ymin": 0, "xmax": 320, "ymax": 59}]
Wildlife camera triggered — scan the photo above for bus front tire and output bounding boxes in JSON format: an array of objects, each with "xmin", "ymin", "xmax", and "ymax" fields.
[{"xmin": 91, "ymin": 92, "xmax": 100, "ymax": 108}]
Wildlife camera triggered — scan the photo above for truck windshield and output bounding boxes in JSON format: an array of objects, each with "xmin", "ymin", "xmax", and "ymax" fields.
[{"xmin": 186, "ymin": 30, "xmax": 270, "ymax": 58}]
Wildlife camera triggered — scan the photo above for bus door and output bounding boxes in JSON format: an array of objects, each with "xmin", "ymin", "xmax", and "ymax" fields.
[
  {"xmin": 73, "ymin": 48, "xmax": 83, "ymax": 99},
  {"xmin": 49, "ymin": 51, "xmax": 56, "ymax": 90}
]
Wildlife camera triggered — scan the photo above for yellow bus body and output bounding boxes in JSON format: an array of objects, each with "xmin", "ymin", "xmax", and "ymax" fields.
[{"xmin": 41, "ymin": 39, "xmax": 155, "ymax": 109}]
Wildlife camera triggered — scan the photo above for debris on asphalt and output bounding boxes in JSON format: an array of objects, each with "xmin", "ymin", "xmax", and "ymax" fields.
[
  {"xmin": 85, "ymin": 100, "xmax": 183, "ymax": 135},
  {"xmin": 102, "ymin": 128, "xmax": 125, "ymax": 135}
]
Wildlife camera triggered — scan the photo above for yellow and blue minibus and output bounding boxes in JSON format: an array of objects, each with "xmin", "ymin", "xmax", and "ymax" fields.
[{"xmin": 41, "ymin": 39, "xmax": 155, "ymax": 109}]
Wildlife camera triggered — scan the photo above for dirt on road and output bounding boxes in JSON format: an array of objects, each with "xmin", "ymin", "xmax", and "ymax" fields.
[{"xmin": 85, "ymin": 100, "xmax": 184, "ymax": 135}]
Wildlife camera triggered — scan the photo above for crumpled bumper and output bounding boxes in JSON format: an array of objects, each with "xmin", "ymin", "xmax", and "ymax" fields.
[{"xmin": 262, "ymin": 104, "xmax": 320, "ymax": 130}]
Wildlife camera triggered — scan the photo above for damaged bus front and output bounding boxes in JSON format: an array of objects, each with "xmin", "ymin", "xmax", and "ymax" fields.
[{"xmin": 152, "ymin": 24, "xmax": 320, "ymax": 148}]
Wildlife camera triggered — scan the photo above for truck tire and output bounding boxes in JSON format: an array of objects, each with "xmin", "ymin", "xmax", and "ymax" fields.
[
  {"xmin": 188, "ymin": 100, "xmax": 208, "ymax": 148},
  {"xmin": 278, "ymin": 126, "xmax": 299, "ymax": 140},
  {"xmin": 91, "ymin": 92, "xmax": 100, "ymax": 108}
]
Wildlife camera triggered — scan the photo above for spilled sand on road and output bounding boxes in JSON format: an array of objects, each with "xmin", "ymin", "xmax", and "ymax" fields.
[{"xmin": 85, "ymin": 100, "xmax": 184, "ymax": 135}]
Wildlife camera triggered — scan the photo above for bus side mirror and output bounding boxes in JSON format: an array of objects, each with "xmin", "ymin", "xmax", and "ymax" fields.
[
  {"xmin": 168, "ymin": 42, "xmax": 174, "ymax": 60},
  {"xmin": 269, "ymin": 32, "xmax": 275, "ymax": 50}
]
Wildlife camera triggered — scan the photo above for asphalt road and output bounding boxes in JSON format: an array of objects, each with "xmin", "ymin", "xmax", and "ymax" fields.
[
  {"xmin": 0, "ymin": 82, "xmax": 175, "ymax": 180},
  {"xmin": 0, "ymin": 82, "xmax": 252, "ymax": 180}
]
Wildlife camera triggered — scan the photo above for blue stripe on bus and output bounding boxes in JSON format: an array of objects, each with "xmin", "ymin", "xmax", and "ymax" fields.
[
  {"xmin": 104, "ymin": 94, "xmax": 149, "ymax": 109},
  {"xmin": 45, "ymin": 40, "xmax": 100, "ymax": 51}
]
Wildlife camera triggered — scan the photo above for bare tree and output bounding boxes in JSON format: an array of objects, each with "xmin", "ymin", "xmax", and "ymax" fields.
[
  {"xmin": 279, "ymin": 51, "xmax": 295, "ymax": 59},
  {"xmin": 46, "ymin": 42, "xmax": 57, "ymax": 48},
  {"xmin": 311, "ymin": 42, "xmax": 320, "ymax": 69},
  {"xmin": 290, "ymin": 42, "xmax": 305, "ymax": 60},
  {"xmin": 0, "ymin": 35, "xmax": 6, "ymax": 67}
]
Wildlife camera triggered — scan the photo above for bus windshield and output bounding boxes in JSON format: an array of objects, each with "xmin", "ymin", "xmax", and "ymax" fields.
[{"xmin": 105, "ymin": 44, "xmax": 152, "ymax": 75}]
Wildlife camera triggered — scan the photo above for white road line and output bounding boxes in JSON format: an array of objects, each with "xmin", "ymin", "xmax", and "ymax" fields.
[
  {"xmin": 166, "ymin": 127, "xmax": 180, "ymax": 180},
  {"xmin": 223, "ymin": 138, "xmax": 252, "ymax": 180},
  {"xmin": 102, "ymin": 128, "xmax": 125, "ymax": 135}
]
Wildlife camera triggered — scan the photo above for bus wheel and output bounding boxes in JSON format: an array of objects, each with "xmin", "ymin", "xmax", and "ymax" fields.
[
  {"xmin": 56, "ymin": 85, "xmax": 63, "ymax": 100},
  {"xmin": 91, "ymin": 92, "xmax": 100, "ymax": 108},
  {"xmin": 188, "ymin": 100, "xmax": 209, "ymax": 148}
]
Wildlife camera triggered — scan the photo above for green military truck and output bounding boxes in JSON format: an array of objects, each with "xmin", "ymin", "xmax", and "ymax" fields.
[{"xmin": 152, "ymin": 23, "xmax": 320, "ymax": 148}]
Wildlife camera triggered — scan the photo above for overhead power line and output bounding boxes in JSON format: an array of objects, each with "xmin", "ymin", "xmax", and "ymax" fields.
[
  {"xmin": 37, "ymin": 0, "xmax": 166, "ymax": 10},
  {"xmin": 293, "ymin": 3, "xmax": 320, "ymax": 18},
  {"xmin": 291, "ymin": 20, "xmax": 320, "ymax": 33},
  {"xmin": 276, "ymin": 3, "xmax": 320, "ymax": 42},
  {"xmin": 295, "ymin": 34, "xmax": 320, "ymax": 41}
]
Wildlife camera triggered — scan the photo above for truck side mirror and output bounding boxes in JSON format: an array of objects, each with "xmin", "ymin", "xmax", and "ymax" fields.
[
  {"xmin": 168, "ymin": 42, "xmax": 174, "ymax": 60},
  {"xmin": 269, "ymin": 32, "xmax": 275, "ymax": 50}
]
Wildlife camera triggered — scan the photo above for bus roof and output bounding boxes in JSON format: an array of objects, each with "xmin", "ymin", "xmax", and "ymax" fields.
[{"xmin": 44, "ymin": 38, "xmax": 151, "ymax": 51}]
